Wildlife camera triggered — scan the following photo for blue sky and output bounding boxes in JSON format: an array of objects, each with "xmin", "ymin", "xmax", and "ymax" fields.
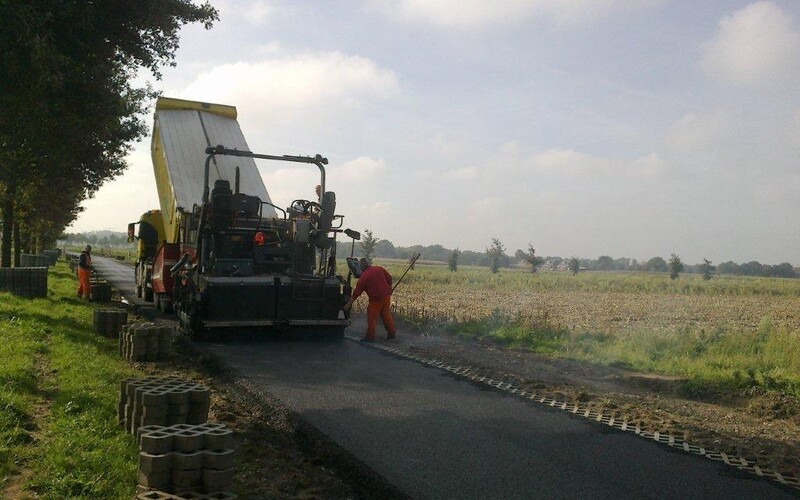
[{"xmin": 71, "ymin": 0, "xmax": 800, "ymax": 264}]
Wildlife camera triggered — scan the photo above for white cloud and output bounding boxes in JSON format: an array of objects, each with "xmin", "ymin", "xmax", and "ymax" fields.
[
  {"xmin": 258, "ymin": 166, "xmax": 319, "ymax": 209},
  {"xmin": 701, "ymin": 1, "xmax": 800, "ymax": 88},
  {"xmin": 246, "ymin": 1, "xmax": 275, "ymax": 26},
  {"xmin": 215, "ymin": 0, "xmax": 276, "ymax": 27},
  {"xmin": 369, "ymin": 0, "xmax": 657, "ymax": 29},
  {"xmin": 525, "ymin": 149, "xmax": 663, "ymax": 178},
  {"xmin": 176, "ymin": 51, "xmax": 400, "ymax": 111},
  {"xmin": 443, "ymin": 166, "xmax": 478, "ymax": 180},
  {"xmin": 335, "ymin": 157, "xmax": 390, "ymax": 181},
  {"xmin": 665, "ymin": 110, "xmax": 733, "ymax": 152}
]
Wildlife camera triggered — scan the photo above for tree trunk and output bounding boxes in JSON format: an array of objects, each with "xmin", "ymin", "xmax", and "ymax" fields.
[
  {"xmin": 13, "ymin": 221, "xmax": 20, "ymax": 267},
  {"xmin": 1, "ymin": 189, "xmax": 14, "ymax": 268}
]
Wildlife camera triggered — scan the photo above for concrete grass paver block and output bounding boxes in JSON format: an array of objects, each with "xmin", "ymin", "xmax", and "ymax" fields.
[
  {"xmin": 171, "ymin": 468, "xmax": 202, "ymax": 489},
  {"xmin": 172, "ymin": 450, "xmax": 205, "ymax": 471},
  {"xmin": 202, "ymin": 468, "xmax": 234, "ymax": 492},
  {"xmin": 140, "ymin": 430, "xmax": 175, "ymax": 455},
  {"xmin": 136, "ymin": 490, "xmax": 175, "ymax": 500},
  {"xmin": 203, "ymin": 428, "xmax": 234, "ymax": 451},
  {"xmin": 139, "ymin": 452, "xmax": 174, "ymax": 475},
  {"xmin": 173, "ymin": 429, "xmax": 204, "ymax": 452},
  {"xmin": 138, "ymin": 469, "xmax": 171, "ymax": 489},
  {"xmin": 203, "ymin": 449, "xmax": 234, "ymax": 471}
]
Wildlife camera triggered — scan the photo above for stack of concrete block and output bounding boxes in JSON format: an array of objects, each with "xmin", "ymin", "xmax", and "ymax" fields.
[
  {"xmin": 137, "ymin": 422, "xmax": 235, "ymax": 495},
  {"xmin": 93, "ymin": 309, "xmax": 128, "ymax": 337},
  {"xmin": 0, "ymin": 267, "xmax": 48, "ymax": 298},
  {"xmin": 119, "ymin": 378, "xmax": 211, "ymax": 434},
  {"xmin": 89, "ymin": 277, "xmax": 113, "ymax": 301},
  {"xmin": 41, "ymin": 249, "xmax": 61, "ymax": 265},
  {"xmin": 20, "ymin": 253, "xmax": 51, "ymax": 267},
  {"xmin": 136, "ymin": 491, "xmax": 237, "ymax": 499},
  {"xmin": 120, "ymin": 323, "xmax": 175, "ymax": 361}
]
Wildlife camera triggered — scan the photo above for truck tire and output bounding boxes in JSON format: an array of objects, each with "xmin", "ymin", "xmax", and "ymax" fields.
[{"xmin": 144, "ymin": 269, "xmax": 153, "ymax": 302}]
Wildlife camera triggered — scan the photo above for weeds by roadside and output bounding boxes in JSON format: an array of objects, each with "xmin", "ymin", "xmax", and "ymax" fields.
[{"xmin": 446, "ymin": 309, "xmax": 800, "ymax": 402}]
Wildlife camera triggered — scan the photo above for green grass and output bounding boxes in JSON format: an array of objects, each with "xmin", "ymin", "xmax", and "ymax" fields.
[
  {"xmin": 0, "ymin": 262, "xmax": 140, "ymax": 498},
  {"xmin": 448, "ymin": 311, "xmax": 800, "ymax": 398}
]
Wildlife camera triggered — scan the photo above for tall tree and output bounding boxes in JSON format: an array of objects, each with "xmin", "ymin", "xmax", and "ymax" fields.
[
  {"xmin": 0, "ymin": 1, "xmax": 218, "ymax": 266},
  {"xmin": 523, "ymin": 244, "xmax": 544, "ymax": 273},
  {"xmin": 700, "ymin": 258, "xmax": 715, "ymax": 281},
  {"xmin": 567, "ymin": 257, "xmax": 580, "ymax": 275},
  {"xmin": 448, "ymin": 248, "xmax": 460, "ymax": 272},
  {"xmin": 360, "ymin": 229, "xmax": 379, "ymax": 263},
  {"xmin": 486, "ymin": 238, "xmax": 506, "ymax": 274},
  {"xmin": 668, "ymin": 254, "xmax": 684, "ymax": 280},
  {"xmin": 644, "ymin": 256, "xmax": 668, "ymax": 272}
]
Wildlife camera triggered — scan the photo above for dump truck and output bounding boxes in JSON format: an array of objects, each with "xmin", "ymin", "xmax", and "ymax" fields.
[
  {"xmin": 128, "ymin": 209, "xmax": 165, "ymax": 303},
  {"xmin": 129, "ymin": 97, "xmax": 358, "ymax": 337}
]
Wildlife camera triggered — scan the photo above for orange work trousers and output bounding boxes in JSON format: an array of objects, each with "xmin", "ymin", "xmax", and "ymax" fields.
[
  {"xmin": 366, "ymin": 295, "xmax": 396, "ymax": 339},
  {"xmin": 77, "ymin": 268, "xmax": 92, "ymax": 299}
]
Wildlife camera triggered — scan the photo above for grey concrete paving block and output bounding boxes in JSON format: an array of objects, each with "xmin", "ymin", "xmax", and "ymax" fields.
[
  {"xmin": 202, "ymin": 493, "xmax": 237, "ymax": 500},
  {"xmin": 141, "ymin": 430, "xmax": 175, "ymax": 455},
  {"xmin": 167, "ymin": 413, "xmax": 189, "ymax": 426},
  {"xmin": 141, "ymin": 415, "xmax": 167, "ymax": 427},
  {"xmin": 196, "ymin": 422, "xmax": 226, "ymax": 431},
  {"xmin": 167, "ymin": 389, "xmax": 190, "ymax": 406},
  {"xmin": 187, "ymin": 410, "xmax": 209, "ymax": 425},
  {"xmin": 139, "ymin": 452, "xmax": 174, "ymax": 475},
  {"xmin": 135, "ymin": 490, "xmax": 175, "ymax": 500},
  {"xmin": 169, "ymin": 403, "xmax": 190, "ymax": 415},
  {"xmin": 203, "ymin": 449, "xmax": 234, "ymax": 471},
  {"xmin": 203, "ymin": 428, "xmax": 234, "ymax": 451},
  {"xmin": 173, "ymin": 492, "xmax": 206, "ymax": 500},
  {"xmin": 142, "ymin": 390, "xmax": 169, "ymax": 407},
  {"xmin": 202, "ymin": 468, "xmax": 234, "ymax": 492},
  {"xmin": 171, "ymin": 468, "xmax": 202, "ymax": 489},
  {"xmin": 172, "ymin": 450, "xmax": 205, "ymax": 471},
  {"xmin": 174, "ymin": 429, "xmax": 204, "ymax": 452},
  {"xmin": 138, "ymin": 469, "xmax": 171, "ymax": 489},
  {"xmin": 142, "ymin": 404, "xmax": 169, "ymax": 419},
  {"xmin": 188, "ymin": 387, "xmax": 210, "ymax": 404}
]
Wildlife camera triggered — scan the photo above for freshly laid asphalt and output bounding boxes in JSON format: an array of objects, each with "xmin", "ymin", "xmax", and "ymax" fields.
[{"xmin": 92, "ymin": 256, "xmax": 797, "ymax": 499}]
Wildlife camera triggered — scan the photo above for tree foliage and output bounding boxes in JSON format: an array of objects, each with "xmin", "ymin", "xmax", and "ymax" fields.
[
  {"xmin": 448, "ymin": 248, "xmax": 460, "ymax": 272},
  {"xmin": 524, "ymin": 244, "xmax": 544, "ymax": 273},
  {"xmin": 644, "ymin": 256, "xmax": 668, "ymax": 272},
  {"xmin": 568, "ymin": 257, "xmax": 580, "ymax": 275},
  {"xmin": 486, "ymin": 238, "xmax": 506, "ymax": 274},
  {"xmin": 0, "ymin": 1, "xmax": 218, "ymax": 266},
  {"xmin": 700, "ymin": 258, "xmax": 715, "ymax": 281},
  {"xmin": 360, "ymin": 229, "xmax": 379, "ymax": 263},
  {"xmin": 668, "ymin": 254, "xmax": 684, "ymax": 280}
]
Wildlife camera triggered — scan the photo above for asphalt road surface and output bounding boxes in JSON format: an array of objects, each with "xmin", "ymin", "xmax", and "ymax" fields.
[{"xmin": 92, "ymin": 256, "xmax": 797, "ymax": 499}]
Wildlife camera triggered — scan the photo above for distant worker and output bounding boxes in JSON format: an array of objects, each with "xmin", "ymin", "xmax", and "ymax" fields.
[
  {"xmin": 76, "ymin": 245, "xmax": 94, "ymax": 299},
  {"xmin": 343, "ymin": 258, "xmax": 396, "ymax": 341}
]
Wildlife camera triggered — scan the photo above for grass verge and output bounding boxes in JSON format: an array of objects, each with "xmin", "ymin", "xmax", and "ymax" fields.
[
  {"xmin": 449, "ymin": 310, "xmax": 800, "ymax": 399},
  {"xmin": 1, "ymin": 262, "xmax": 140, "ymax": 499}
]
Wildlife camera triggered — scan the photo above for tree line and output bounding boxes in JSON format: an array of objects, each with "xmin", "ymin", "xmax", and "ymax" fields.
[
  {"xmin": 347, "ymin": 230, "xmax": 798, "ymax": 279},
  {"xmin": 0, "ymin": 1, "xmax": 217, "ymax": 267},
  {"xmin": 60, "ymin": 231, "xmax": 133, "ymax": 248}
]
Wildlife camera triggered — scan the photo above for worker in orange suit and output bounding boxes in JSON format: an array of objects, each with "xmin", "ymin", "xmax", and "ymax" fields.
[
  {"xmin": 76, "ymin": 245, "xmax": 94, "ymax": 299},
  {"xmin": 343, "ymin": 258, "xmax": 396, "ymax": 341}
]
